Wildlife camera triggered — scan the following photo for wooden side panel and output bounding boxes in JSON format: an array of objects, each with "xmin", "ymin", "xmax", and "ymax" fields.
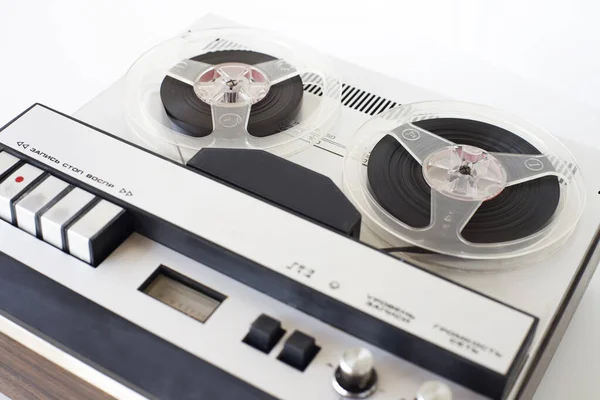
[{"xmin": 0, "ymin": 332, "xmax": 114, "ymax": 400}]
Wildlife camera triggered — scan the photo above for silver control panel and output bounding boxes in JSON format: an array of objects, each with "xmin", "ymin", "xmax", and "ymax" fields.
[
  {"xmin": 0, "ymin": 106, "xmax": 541, "ymax": 399},
  {"xmin": 0, "ymin": 106, "xmax": 537, "ymax": 379}
]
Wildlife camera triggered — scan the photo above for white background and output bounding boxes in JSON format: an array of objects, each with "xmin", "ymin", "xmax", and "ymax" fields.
[{"xmin": 0, "ymin": 1, "xmax": 599, "ymax": 399}]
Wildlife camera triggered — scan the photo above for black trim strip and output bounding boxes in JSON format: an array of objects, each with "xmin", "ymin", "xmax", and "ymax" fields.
[
  {"xmin": 0, "ymin": 104, "xmax": 539, "ymax": 399},
  {"xmin": 62, "ymin": 196, "xmax": 101, "ymax": 254},
  {"xmin": 33, "ymin": 182, "xmax": 73, "ymax": 239},
  {"xmin": 0, "ymin": 249, "xmax": 277, "ymax": 400},
  {"xmin": 0, "ymin": 158, "xmax": 24, "ymax": 183}
]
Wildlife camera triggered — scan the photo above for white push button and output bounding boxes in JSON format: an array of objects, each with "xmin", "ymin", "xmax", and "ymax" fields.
[
  {"xmin": 0, "ymin": 164, "xmax": 44, "ymax": 223},
  {"xmin": 15, "ymin": 176, "xmax": 70, "ymax": 236},
  {"xmin": 40, "ymin": 187, "xmax": 95, "ymax": 250},
  {"xmin": 0, "ymin": 151, "xmax": 19, "ymax": 178},
  {"xmin": 67, "ymin": 200, "xmax": 128, "ymax": 265}
]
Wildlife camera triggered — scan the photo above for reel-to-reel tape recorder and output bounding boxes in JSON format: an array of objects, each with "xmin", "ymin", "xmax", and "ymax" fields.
[{"xmin": 0, "ymin": 14, "xmax": 598, "ymax": 400}]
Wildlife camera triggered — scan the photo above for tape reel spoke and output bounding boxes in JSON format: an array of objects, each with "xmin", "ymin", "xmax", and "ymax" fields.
[
  {"xmin": 166, "ymin": 59, "xmax": 213, "ymax": 86},
  {"xmin": 215, "ymin": 65, "xmax": 250, "ymax": 81},
  {"xmin": 210, "ymin": 103, "xmax": 251, "ymax": 142},
  {"xmin": 427, "ymin": 190, "xmax": 482, "ymax": 245},
  {"xmin": 491, "ymin": 153, "xmax": 556, "ymax": 186},
  {"xmin": 390, "ymin": 123, "xmax": 455, "ymax": 164},
  {"xmin": 254, "ymin": 59, "xmax": 299, "ymax": 85}
]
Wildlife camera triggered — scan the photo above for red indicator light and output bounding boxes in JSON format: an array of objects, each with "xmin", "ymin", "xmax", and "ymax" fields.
[{"xmin": 15, "ymin": 176, "xmax": 24, "ymax": 183}]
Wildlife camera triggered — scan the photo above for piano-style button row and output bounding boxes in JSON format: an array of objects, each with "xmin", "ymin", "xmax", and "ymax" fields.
[{"xmin": 0, "ymin": 150, "xmax": 132, "ymax": 266}]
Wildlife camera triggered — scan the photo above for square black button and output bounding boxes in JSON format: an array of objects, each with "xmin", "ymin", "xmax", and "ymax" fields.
[
  {"xmin": 243, "ymin": 314, "xmax": 285, "ymax": 354},
  {"xmin": 277, "ymin": 330, "xmax": 320, "ymax": 371}
]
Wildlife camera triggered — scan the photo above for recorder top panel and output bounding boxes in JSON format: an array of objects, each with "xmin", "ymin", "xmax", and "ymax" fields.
[{"xmin": 0, "ymin": 104, "xmax": 537, "ymax": 398}]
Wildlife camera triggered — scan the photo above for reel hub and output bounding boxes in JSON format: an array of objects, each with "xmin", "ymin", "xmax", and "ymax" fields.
[
  {"xmin": 423, "ymin": 145, "xmax": 507, "ymax": 202},
  {"xmin": 194, "ymin": 62, "xmax": 271, "ymax": 106}
]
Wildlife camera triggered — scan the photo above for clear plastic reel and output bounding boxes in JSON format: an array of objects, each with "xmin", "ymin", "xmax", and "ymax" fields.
[
  {"xmin": 343, "ymin": 101, "xmax": 586, "ymax": 269},
  {"xmin": 123, "ymin": 27, "xmax": 341, "ymax": 162}
]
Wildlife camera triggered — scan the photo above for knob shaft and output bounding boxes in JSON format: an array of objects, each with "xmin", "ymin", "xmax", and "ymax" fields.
[{"xmin": 332, "ymin": 348, "xmax": 377, "ymax": 398}]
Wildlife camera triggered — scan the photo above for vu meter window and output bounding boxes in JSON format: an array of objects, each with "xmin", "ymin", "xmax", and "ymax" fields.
[{"xmin": 141, "ymin": 266, "xmax": 226, "ymax": 323}]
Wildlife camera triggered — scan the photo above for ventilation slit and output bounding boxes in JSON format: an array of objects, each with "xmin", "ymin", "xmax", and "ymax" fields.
[{"xmin": 364, "ymin": 96, "xmax": 383, "ymax": 114}]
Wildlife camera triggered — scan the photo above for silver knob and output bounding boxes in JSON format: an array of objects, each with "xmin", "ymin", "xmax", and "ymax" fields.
[
  {"xmin": 332, "ymin": 348, "xmax": 377, "ymax": 398},
  {"xmin": 416, "ymin": 381, "xmax": 453, "ymax": 400}
]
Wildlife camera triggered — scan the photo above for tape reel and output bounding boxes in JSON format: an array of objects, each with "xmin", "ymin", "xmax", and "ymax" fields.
[
  {"xmin": 343, "ymin": 101, "xmax": 585, "ymax": 270},
  {"xmin": 124, "ymin": 27, "xmax": 341, "ymax": 162}
]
